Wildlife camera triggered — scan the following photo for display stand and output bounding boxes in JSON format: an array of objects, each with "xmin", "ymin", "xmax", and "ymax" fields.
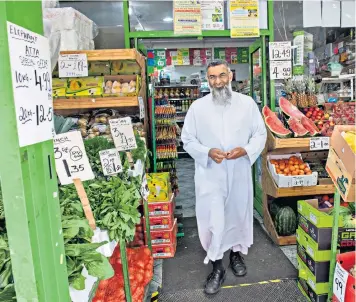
[{"xmin": 262, "ymin": 129, "xmax": 335, "ymax": 245}]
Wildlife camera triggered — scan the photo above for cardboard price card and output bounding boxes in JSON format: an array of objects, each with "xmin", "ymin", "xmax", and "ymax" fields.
[
  {"xmin": 269, "ymin": 42, "xmax": 292, "ymax": 61},
  {"xmin": 58, "ymin": 54, "xmax": 88, "ymax": 78},
  {"xmin": 333, "ymin": 262, "xmax": 349, "ymax": 302},
  {"xmin": 109, "ymin": 117, "xmax": 137, "ymax": 151},
  {"xmin": 99, "ymin": 148, "xmax": 123, "ymax": 176},
  {"xmin": 310, "ymin": 137, "xmax": 330, "ymax": 150},
  {"xmin": 7, "ymin": 22, "xmax": 54, "ymax": 147},
  {"xmin": 270, "ymin": 61, "xmax": 292, "ymax": 80},
  {"xmin": 53, "ymin": 131, "xmax": 94, "ymax": 185}
]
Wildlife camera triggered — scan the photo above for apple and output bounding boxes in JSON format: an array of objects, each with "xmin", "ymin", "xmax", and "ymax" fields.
[
  {"xmin": 312, "ymin": 111, "xmax": 318, "ymax": 116},
  {"xmin": 304, "ymin": 108, "xmax": 309, "ymax": 113}
]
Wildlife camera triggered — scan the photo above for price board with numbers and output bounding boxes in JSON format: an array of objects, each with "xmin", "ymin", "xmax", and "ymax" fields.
[
  {"xmin": 99, "ymin": 148, "xmax": 122, "ymax": 176},
  {"xmin": 109, "ymin": 117, "xmax": 137, "ymax": 151},
  {"xmin": 310, "ymin": 137, "xmax": 330, "ymax": 150},
  {"xmin": 53, "ymin": 131, "xmax": 94, "ymax": 185},
  {"xmin": 292, "ymin": 176, "xmax": 305, "ymax": 187},
  {"xmin": 333, "ymin": 262, "xmax": 349, "ymax": 302},
  {"xmin": 7, "ymin": 22, "xmax": 54, "ymax": 147},
  {"xmin": 270, "ymin": 61, "xmax": 292, "ymax": 80},
  {"xmin": 58, "ymin": 53, "xmax": 88, "ymax": 78},
  {"xmin": 269, "ymin": 42, "xmax": 292, "ymax": 61}
]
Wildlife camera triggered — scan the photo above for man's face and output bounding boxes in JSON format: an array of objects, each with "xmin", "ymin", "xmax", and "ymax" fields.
[{"xmin": 207, "ymin": 64, "xmax": 232, "ymax": 89}]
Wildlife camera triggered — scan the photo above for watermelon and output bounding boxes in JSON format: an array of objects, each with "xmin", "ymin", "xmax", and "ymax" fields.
[
  {"xmin": 270, "ymin": 202, "xmax": 281, "ymax": 220},
  {"xmin": 279, "ymin": 97, "xmax": 305, "ymax": 119},
  {"xmin": 301, "ymin": 116, "xmax": 319, "ymax": 136},
  {"xmin": 274, "ymin": 206, "xmax": 297, "ymax": 236},
  {"xmin": 288, "ymin": 117, "xmax": 309, "ymax": 137},
  {"xmin": 263, "ymin": 106, "xmax": 292, "ymax": 138}
]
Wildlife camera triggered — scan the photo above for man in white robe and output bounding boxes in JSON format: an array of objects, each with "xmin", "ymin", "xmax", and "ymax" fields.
[{"xmin": 181, "ymin": 60, "xmax": 267, "ymax": 295}]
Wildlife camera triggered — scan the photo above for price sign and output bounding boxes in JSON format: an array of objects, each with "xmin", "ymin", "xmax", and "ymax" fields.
[
  {"xmin": 310, "ymin": 137, "xmax": 330, "ymax": 150},
  {"xmin": 269, "ymin": 42, "xmax": 292, "ymax": 61},
  {"xmin": 58, "ymin": 53, "xmax": 88, "ymax": 78},
  {"xmin": 109, "ymin": 117, "xmax": 137, "ymax": 151},
  {"xmin": 7, "ymin": 22, "xmax": 54, "ymax": 147},
  {"xmin": 292, "ymin": 176, "xmax": 304, "ymax": 187},
  {"xmin": 138, "ymin": 97, "xmax": 145, "ymax": 120},
  {"xmin": 53, "ymin": 131, "xmax": 94, "ymax": 185},
  {"xmin": 270, "ymin": 61, "xmax": 292, "ymax": 80},
  {"xmin": 333, "ymin": 262, "xmax": 349, "ymax": 302},
  {"xmin": 99, "ymin": 148, "xmax": 122, "ymax": 176}
]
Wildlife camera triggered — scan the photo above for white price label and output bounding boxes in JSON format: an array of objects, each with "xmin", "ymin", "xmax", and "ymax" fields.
[
  {"xmin": 109, "ymin": 117, "xmax": 137, "ymax": 151},
  {"xmin": 269, "ymin": 42, "xmax": 292, "ymax": 61},
  {"xmin": 141, "ymin": 174, "xmax": 149, "ymax": 201},
  {"xmin": 58, "ymin": 54, "xmax": 88, "ymax": 78},
  {"xmin": 292, "ymin": 176, "xmax": 304, "ymax": 187},
  {"xmin": 53, "ymin": 131, "xmax": 94, "ymax": 185},
  {"xmin": 310, "ymin": 137, "xmax": 330, "ymax": 150},
  {"xmin": 7, "ymin": 22, "xmax": 54, "ymax": 147},
  {"xmin": 138, "ymin": 97, "xmax": 145, "ymax": 120},
  {"xmin": 99, "ymin": 148, "xmax": 122, "ymax": 176},
  {"xmin": 270, "ymin": 61, "xmax": 292, "ymax": 80},
  {"xmin": 333, "ymin": 262, "xmax": 349, "ymax": 302}
]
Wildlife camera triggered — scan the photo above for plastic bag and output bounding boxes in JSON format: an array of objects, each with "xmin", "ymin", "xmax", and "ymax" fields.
[{"xmin": 42, "ymin": 0, "xmax": 59, "ymax": 10}]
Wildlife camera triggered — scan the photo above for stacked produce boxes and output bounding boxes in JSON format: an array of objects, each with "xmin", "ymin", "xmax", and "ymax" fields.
[
  {"xmin": 297, "ymin": 199, "xmax": 354, "ymax": 302},
  {"xmin": 145, "ymin": 172, "xmax": 177, "ymax": 259}
]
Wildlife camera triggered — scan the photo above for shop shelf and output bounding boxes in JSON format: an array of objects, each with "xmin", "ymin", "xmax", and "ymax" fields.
[{"xmin": 53, "ymin": 97, "xmax": 139, "ymax": 110}]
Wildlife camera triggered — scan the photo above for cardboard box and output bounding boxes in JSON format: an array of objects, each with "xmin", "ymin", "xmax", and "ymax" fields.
[
  {"xmin": 88, "ymin": 61, "xmax": 111, "ymax": 76},
  {"xmin": 52, "ymin": 78, "xmax": 67, "ymax": 98},
  {"xmin": 326, "ymin": 148, "xmax": 355, "ymax": 202},
  {"xmin": 298, "ymin": 279, "xmax": 328, "ymax": 302},
  {"xmin": 147, "ymin": 194, "xmax": 175, "ymax": 217},
  {"xmin": 268, "ymin": 153, "xmax": 318, "ymax": 188},
  {"xmin": 146, "ymin": 218, "xmax": 177, "ymax": 245},
  {"xmin": 144, "ymin": 214, "xmax": 174, "ymax": 231},
  {"xmin": 151, "ymin": 242, "xmax": 177, "ymax": 259},
  {"xmin": 147, "ymin": 172, "xmax": 171, "ymax": 202},
  {"xmin": 297, "ymin": 228, "xmax": 331, "ymax": 262},
  {"xmin": 65, "ymin": 76, "xmax": 104, "ymax": 98},
  {"xmin": 103, "ymin": 75, "xmax": 141, "ymax": 97},
  {"xmin": 298, "ymin": 256, "xmax": 329, "ymax": 294}
]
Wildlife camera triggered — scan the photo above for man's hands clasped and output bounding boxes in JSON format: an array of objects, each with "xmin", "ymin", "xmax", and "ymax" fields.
[{"xmin": 208, "ymin": 147, "xmax": 247, "ymax": 164}]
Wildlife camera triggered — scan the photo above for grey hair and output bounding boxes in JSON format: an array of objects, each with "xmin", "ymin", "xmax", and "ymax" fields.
[{"xmin": 206, "ymin": 59, "xmax": 230, "ymax": 71}]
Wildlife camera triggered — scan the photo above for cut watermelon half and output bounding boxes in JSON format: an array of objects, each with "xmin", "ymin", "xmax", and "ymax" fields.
[
  {"xmin": 288, "ymin": 117, "xmax": 309, "ymax": 137},
  {"xmin": 279, "ymin": 97, "xmax": 305, "ymax": 119},
  {"xmin": 265, "ymin": 116, "xmax": 292, "ymax": 138},
  {"xmin": 300, "ymin": 116, "xmax": 320, "ymax": 136},
  {"xmin": 262, "ymin": 105, "xmax": 275, "ymax": 119}
]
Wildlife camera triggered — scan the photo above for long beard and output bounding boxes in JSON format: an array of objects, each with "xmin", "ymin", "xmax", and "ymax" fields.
[{"xmin": 210, "ymin": 83, "xmax": 232, "ymax": 106}]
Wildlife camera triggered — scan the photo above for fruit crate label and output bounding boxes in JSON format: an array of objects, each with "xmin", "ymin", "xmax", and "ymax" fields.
[
  {"xmin": 109, "ymin": 117, "xmax": 137, "ymax": 151},
  {"xmin": 58, "ymin": 53, "xmax": 88, "ymax": 78},
  {"xmin": 152, "ymin": 239, "xmax": 170, "ymax": 244},
  {"xmin": 149, "ymin": 211, "xmax": 170, "ymax": 216},
  {"xmin": 270, "ymin": 61, "xmax": 292, "ymax": 80},
  {"xmin": 333, "ymin": 262, "xmax": 349, "ymax": 302},
  {"xmin": 292, "ymin": 176, "xmax": 304, "ymax": 186},
  {"xmin": 7, "ymin": 22, "xmax": 54, "ymax": 147},
  {"xmin": 151, "ymin": 225, "xmax": 169, "ymax": 230},
  {"xmin": 310, "ymin": 137, "xmax": 330, "ymax": 150},
  {"xmin": 99, "ymin": 148, "xmax": 122, "ymax": 176},
  {"xmin": 269, "ymin": 42, "xmax": 292, "ymax": 61},
  {"xmin": 53, "ymin": 131, "xmax": 94, "ymax": 185}
]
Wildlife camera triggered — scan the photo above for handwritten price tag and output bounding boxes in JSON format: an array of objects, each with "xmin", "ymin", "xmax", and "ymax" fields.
[
  {"xmin": 333, "ymin": 262, "xmax": 349, "ymax": 302},
  {"xmin": 138, "ymin": 97, "xmax": 145, "ymax": 120},
  {"xmin": 109, "ymin": 117, "xmax": 137, "ymax": 151},
  {"xmin": 270, "ymin": 61, "xmax": 292, "ymax": 80},
  {"xmin": 99, "ymin": 149, "xmax": 122, "ymax": 176},
  {"xmin": 58, "ymin": 54, "xmax": 88, "ymax": 78},
  {"xmin": 53, "ymin": 131, "xmax": 94, "ymax": 185},
  {"xmin": 269, "ymin": 42, "xmax": 292, "ymax": 61},
  {"xmin": 310, "ymin": 137, "xmax": 330, "ymax": 150},
  {"xmin": 292, "ymin": 176, "xmax": 304, "ymax": 187},
  {"xmin": 7, "ymin": 22, "xmax": 54, "ymax": 147}
]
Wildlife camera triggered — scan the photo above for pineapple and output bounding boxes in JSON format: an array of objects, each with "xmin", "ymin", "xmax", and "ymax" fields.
[
  {"xmin": 307, "ymin": 77, "xmax": 318, "ymax": 107},
  {"xmin": 296, "ymin": 78, "xmax": 308, "ymax": 108},
  {"xmin": 284, "ymin": 79, "xmax": 298, "ymax": 106}
]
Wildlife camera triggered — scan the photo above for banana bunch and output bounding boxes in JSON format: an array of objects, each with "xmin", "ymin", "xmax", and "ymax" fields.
[{"xmin": 342, "ymin": 131, "xmax": 356, "ymax": 153}]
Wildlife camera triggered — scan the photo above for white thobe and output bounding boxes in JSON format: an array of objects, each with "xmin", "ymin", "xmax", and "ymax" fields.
[{"xmin": 181, "ymin": 92, "xmax": 267, "ymax": 262}]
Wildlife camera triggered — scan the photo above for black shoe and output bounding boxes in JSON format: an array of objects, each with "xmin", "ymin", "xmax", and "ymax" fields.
[
  {"xmin": 204, "ymin": 268, "xmax": 226, "ymax": 295},
  {"xmin": 230, "ymin": 251, "xmax": 247, "ymax": 277}
]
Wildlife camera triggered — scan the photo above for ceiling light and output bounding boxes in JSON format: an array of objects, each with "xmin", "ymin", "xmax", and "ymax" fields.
[{"xmin": 163, "ymin": 17, "xmax": 173, "ymax": 22}]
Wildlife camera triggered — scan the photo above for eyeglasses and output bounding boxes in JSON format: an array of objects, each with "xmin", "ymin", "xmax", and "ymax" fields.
[{"xmin": 208, "ymin": 73, "xmax": 228, "ymax": 82}]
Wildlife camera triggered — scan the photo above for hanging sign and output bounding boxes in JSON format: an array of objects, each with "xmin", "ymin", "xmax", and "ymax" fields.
[
  {"xmin": 173, "ymin": 0, "xmax": 202, "ymax": 36},
  {"xmin": 333, "ymin": 262, "xmax": 349, "ymax": 302},
  {"xmin": 270, "ymin": 61, "xmax": 292, "ymax": 80},
  {"xmin": 138, "ymin": 96, "xmax": 145, "ymax": 120},
  {"xmin": 7, "ymin": 22, "xmax": 54, "ymax": 147},
  {"xmin": 53, "ymin": 131, "xmax": 94, "ymax": 185},
  {"xmin": 99, "ymin": 148, "xmax": 123, "ymax": 176},
  {"xmin": 230, "ymin": 0, "xmax": 259, "ymax": 38},
  {"xmin": 310, "ymin": 137, "xmax": 330, "ymax": 150},
  {"xmin": 58, "ymin": 54, "xmax": 88, "ymax": 78},
  {"xmin": 201, "ymin": 0, "xmax": 224, "ymax": 30},
  {"xmin": 109, "ymin": 117, "xmax": 137, "ymax": 151},
  {"xmin": 269, "ymin": 42, "xmax": 292, "ymax": 61}
]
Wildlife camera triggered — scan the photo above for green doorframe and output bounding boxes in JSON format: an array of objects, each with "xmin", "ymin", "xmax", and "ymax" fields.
[{"xmin": 0, "ymin": 1, "xmax": 70, "ymax": 301}]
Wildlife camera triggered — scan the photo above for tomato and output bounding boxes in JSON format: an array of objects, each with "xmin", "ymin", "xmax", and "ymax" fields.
[
  {"xmin": 136, "ymin": 226, "xmax": 143, "ymax": 232},
  {"xmin": 93, "ymin": 289, "xmax": 105, "ymax": 300},
  {"xmin": 136, "ymin": 260, "xmax": 145, "ymax": 269},
  {"xmin": 144, "ymin": 269, "xmax": 153, "ymax": 284}
]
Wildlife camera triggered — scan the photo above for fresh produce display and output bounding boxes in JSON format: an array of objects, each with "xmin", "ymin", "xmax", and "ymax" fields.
[
  {"xmin": 300, "ymin": 116, "xmax": 319, "ymax": 136},
  {"xmin": 342, "ymin": 130, "xmax": 356, "ymax": 153},
  {"xmin": 262, "ymin": 106, "xmax": 292, "ymax": 138},
  {"xmin": 302, "ymin": 107, "xmax": 327, "ymax": 122},
  {"xmin": 93, "ymin": 245, "xmax": 153, "ymax": 302},
  {"xmin": 287, "ymin": 117, "xmax": 309, "ymax": 137},
  {"xmin": 104, "ymin": 79, "xmax": 137, "ymax": 94},
  {"xmin": 316, "ymin": 194, "xmax": 334, "ymax": 209},
  {"xmin": 274, "ymin": 206, "xmax": 297, "ymax": 236},
  {"xmin": 127, "ymin": 220, "xmax": 145, "ymax": 248},
  {"xmin": 284, "ymin": 77, "xmax": 318, "ymax": 108},
  {"xmin": 270, "ymin": 155, "xmax": 312, "ymax": 176},
  {"xmin": 279, "ymin": 97, "xmax": 306, "ymax": 119},
  {"xmin": 328, "ymin": 202, "xmax": 356, "ymax": 228}
]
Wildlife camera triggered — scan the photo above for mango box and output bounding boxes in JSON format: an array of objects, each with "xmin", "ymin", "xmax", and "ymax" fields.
[
  {"xmin": 147, "ymin": 172, "xmax": 171, "ymax": 202},
  {"xmin": 151, "ymin": 242, "xmax": 177, "ymax": 259},
  {"xmin": 297, "ymin": 256, "xmax": 329, "ymax": 295},
  {"xmin": 147, "ymin": 194, "xmax": 175, "ymax": 217},
  {"xmin": 298, "ymin": 279, "xmax": 328, "ymax": 302},
  {"xmin": 52, "ymin": 78, "xmax": 67, "ymax": 98},
  {"xmin": 330, "ymin": 125, "xmax": 356, "ymax": 179},
  {"xmin": 297, "ymin": 241, "xmax": 330, "ymax": 283},
  {"xmin": 143, "ymin": 214, "xmax": 174, "ymax": 231},
  {"xmin": 145, "ymin": 218, "xmax": 177, "ymax": 245},
  {"xmin": 65, "ymin": 76, "xmax": 104, "ymax": 98},
  {"xmin": 326, "ymin": 147, "xmax": 355, "ymax": 202},
  {"xmin": 88, "ymin": 61, "xmax": 111, "ymax": 76}
]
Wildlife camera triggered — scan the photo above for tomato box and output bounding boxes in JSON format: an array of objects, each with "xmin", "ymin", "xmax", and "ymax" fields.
[
  {"xmin": 151, "ymin": 242, "xmax": 177, "ymax": 259},
  {"xmin": 146, "ymin": 219, "xmax": 177, "ymax": 245},
  {"xmin": 144, "ymin": 214, "xmax": 174, "ymax": 231},
  {"xmin": 147, "ymin": 194, "xmax": 175, "ymax": 217}
]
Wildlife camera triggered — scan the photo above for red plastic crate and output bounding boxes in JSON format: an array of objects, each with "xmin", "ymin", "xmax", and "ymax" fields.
[
  {"xmin": 332, "ymin": 251, "xmax": 356, "ymax": 302},
  {"xmin": 145, "ymin": 218, "xmax": 177, "ymax": 245}
]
